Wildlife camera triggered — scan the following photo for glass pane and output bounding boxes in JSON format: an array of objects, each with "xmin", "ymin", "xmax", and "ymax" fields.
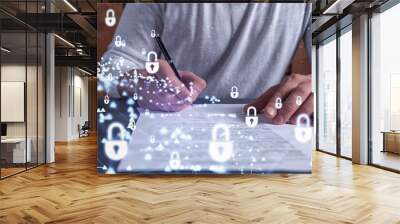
[
  {"xmin": 1, "ymin": 31, "xmax": 27, "ymax": 177},
  {"xmin": 27, "ymin": 31, "xmax": 38, "ymax": 169},
  {"xmin": 26, "ymin": 0, "xmax": 40, "ymax": 169},
  {"xmin": 371, "ymin": 4, "xmax": 400, "ymax": 171},
  {"xmin": 38, "ymin": 32, "xmax": 45, "ymax": 165},
  {"xmin": 339, "ymin": 29, "xmax": 352, "ymax": 158},
  {"xmin": 317, "ymin": 37, "xmax": 337, "ymax": 154}
]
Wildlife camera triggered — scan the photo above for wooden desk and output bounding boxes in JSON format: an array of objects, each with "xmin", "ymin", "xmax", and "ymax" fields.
[
  {"xmin": 381, "ymin": 131, "xmax": 400, "ymax": 154},
  {"xmin": 1, "ymin": 138, "xmax": 31, "ymax": 163}
]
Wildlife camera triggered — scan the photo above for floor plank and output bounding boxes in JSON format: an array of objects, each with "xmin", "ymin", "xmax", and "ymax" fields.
[{"xmin": 1, "ymin": 135, "xmax": 400, "ymax": 224}]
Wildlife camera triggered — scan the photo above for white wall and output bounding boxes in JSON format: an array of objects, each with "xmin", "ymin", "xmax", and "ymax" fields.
[
  {"xmin": 1, "ymin": 65, "xmax": 26, "ymax": 139},
  {"xmin": 1, "ymin": 63, "xmax": 46, "ymax": 163},
  {"xmin": 54, "ymin": 67, "xmax": 89, "ymax": 141},
  {"xmin": 55, "ymin": 66, "xmax": 69, "ymax": 141},
  {"xmin": 1, "ymin": 65, "xmax": 42, "ymax": 137},
  {"xmin": 73, "ymin": 73, "xmax": 89, "ymax": 136}
]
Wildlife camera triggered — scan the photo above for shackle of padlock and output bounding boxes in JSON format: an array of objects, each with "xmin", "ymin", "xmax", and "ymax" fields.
[
  {"xmin": 296, "ymin": 114, "xmax": 310, "ymax": 128},
  {"xmin": 275, "ymin": 97, "xmax": 283, "ymax": 109},
  {"xmin": 128, "ymin": 119, "xmax": 136, "ymax": 130},
  {"xmin": 150, "ymin": 135, "xmax": 155, "ymax": 143},
  {"xmin": 171, "ymin": 151, "xmax": 180, "ymax": 160},
  {"xmin": 231, "ymin": 86, "xmax": 238, "ymax": 93},
  {"xmin": 169, "ymin": 151, "xmax": 181, "ymax": 169},
  {"xmin": 151, "ymin": 29, "xmax": 156, "ymax": 38},
  {"xmin": 104, "ymin": 94, "xmax": 110, "ymax": 104},
  {"xmin": 147, "ymin": 51, "xmax": 158, "ymax": 62},
  {"xmin": 247, "ymin": 106, "xmax": 257, "ymax": 116},
  {"xmin": 107, "ymin": 122, "xmax": 126, "ymax": 140},
  {"xmin": 296, "ymin": 96, "xmax": 302, "ymax": 105},
  {"xmin": 212, "ymin": 124, "xmax": 231, "ymax": 141},
  {"xmin": 106, "ymin": 9, "xmax": 115, "ymax": 20}
]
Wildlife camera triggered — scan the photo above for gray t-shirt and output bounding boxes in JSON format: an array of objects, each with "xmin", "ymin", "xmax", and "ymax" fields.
[{"xmin": 101, "ymin": 3, "xmax": 312, "ymax": 99}]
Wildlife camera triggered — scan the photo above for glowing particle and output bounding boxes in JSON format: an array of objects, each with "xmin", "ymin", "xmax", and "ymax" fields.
[
  {"xmin": 144, "ymin": 153, "xmax": 152, "ymax": 161},
  {"xmin": 160, "ymin": 127, "xmax": 168, "ymax": 135}
]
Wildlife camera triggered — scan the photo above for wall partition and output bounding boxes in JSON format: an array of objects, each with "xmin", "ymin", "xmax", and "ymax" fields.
[{"xmin": 0, "ymin": 1, "xmax": 47, "ymax": 179}]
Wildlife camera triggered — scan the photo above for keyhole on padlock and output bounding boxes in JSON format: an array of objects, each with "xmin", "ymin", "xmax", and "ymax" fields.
[
  {"xmin": 113, "ymin": 145, "xmax": 119, "ymax": 154},
  {"xmin": 150, "ymin": 64, "xmax": 154, "ymax": 71},
  {"xmin": 218, "ymin": 146, "xmax": 224, "ymax": 155}
]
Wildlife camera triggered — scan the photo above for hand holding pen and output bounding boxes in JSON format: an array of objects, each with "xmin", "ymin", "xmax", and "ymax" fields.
[
  {"xmin": 153, "ymin": 32, "xmax": 183, "ymax": 82},
  {"xmin": 116, "ymin": 31, "xmax": 207, "ymax": 112}
]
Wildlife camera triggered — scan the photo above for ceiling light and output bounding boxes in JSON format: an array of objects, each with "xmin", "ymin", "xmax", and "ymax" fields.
[
  {"xmin": 1, "ymin": 47, "xmax": 11, "ymax": 53},
  {"xmin": 63, "ymin": 0, "xmax": 78, "ymax": 12},
  {"xmin": 54, "ymin": 34, "xmax": 75, "ymax": 48},
  {"xmin": 322, "ymin": 0, "xmax": 355, "ymax": 15}
]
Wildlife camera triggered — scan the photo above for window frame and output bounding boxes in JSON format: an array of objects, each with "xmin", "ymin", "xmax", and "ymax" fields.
[
  {"xmin": 315, "ymin": 22, "xmax": 353, "ymax": 161},
  {"xmin": 367, "ymin": 0, "xmax": 400, "ymax": 173}
]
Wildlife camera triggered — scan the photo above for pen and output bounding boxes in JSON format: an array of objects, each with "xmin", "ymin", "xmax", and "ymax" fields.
[{"xmin": 154, "ymin": 35, "xmax": 183, "ymax": 82}]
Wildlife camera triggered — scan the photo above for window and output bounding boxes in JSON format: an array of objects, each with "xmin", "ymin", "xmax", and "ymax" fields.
[
  {"xmin": 370, "ymin": 2, "xmax": 400, "ymax": 171},
  {"xmin": 317, "ymin": 36, "xmax": 337, "ymax": 154},
  {"xmin": 339, "ymin": 27, "xmax": 352, "ymax": 158},
  {"xmin": 0, "ymin": 1, "xmax": 47, "ymax": 179}
]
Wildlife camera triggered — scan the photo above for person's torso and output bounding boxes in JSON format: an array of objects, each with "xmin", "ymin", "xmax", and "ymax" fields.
[{"xmin": 159, "ymin": 3, "xmax": 311, "ymax": 99}]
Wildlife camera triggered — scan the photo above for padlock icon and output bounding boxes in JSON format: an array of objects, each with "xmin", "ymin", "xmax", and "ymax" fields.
[
  {"xmin": 208, "ymin": 123, "xmax": 233, "ymax": 163},
  {"xmin": 230, "ymin": 86, "xmax": 239, "ymax": 99},
  {"xmin": 133, "ymin": 93, "xmax": 138, "ymax": 100},
  {"xmin": 133, "ymin": 70, "xmax": 139, "ymax": 84},
  {"xmin": 150, "ymin": 29, "xmax": 156, "ymax": 38},
  {"xmin": 150, "ymin": 135, "xmax": 155, "ymax": 144},
  {"xmin": 169, "ymin": 151, "xmax": 181, "ymax": 170},
  {"xmin": 245, "ymin": 106, "xmax": 258, "ymax": 127},
  {"xmin": 104, "ymin": 122, "xmax": 128, "ymax": 160},
  {"xmin": 115, "ymin": 35, "xmax": 125, "ymax": 48},
  {"xmin": 294, "ymin": 114, "xmax": 312, "ymax": 143},
  {"xmin": 145, "ymin": 51, "xmax": 159, "ymax": 74},
  {"xmin": 296, "ymin": 96, "xmax": 302, "ymax": 106},
  {"xmin": 127, "ymin": 119, "xmax": 136, "ymax": 131},
  {"xmin": 105, "ymin": 9, "xmax": 116, "ymax": 27},
  {"xmin": 133, "ymin": 75, "xmax": 139, "ymax": 84},
  {"xmin": 104, "ymin": 94, "xmax": 110, "ymax": 104},
  {"xmin": 275, "ymin": 97, "xmax": 282, "ymax": 109}
]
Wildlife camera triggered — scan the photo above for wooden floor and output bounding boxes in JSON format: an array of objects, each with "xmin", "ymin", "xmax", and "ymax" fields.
[
  {"xmin": 1, "ymin": 135, "xmax": 400, "ymax": 224},
  {"xmin": 373, "ymin": 150, "xmax": 400, "ymax": 171},
  {"xmin": 1, "ymin": 167, "xmax": 26, "ymax": 178}
]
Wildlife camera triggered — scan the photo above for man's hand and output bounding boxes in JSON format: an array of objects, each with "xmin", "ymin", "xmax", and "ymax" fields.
[
  {"xmin": 118, "ymin": 59, "xmax": 206, "ymax": 112},
  {"xmin": 245, "ymin": 73, "xmax": 313, "ymax": 125}
]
